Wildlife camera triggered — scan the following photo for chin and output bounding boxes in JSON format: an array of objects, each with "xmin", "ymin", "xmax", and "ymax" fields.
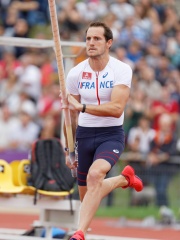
[{"xmin": 87, "ymin": 53, "xmax": 98, "ymax": 58}]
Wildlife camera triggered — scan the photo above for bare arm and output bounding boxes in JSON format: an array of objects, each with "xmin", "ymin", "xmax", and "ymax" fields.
[
  {"xmin": 63, "ymin": 94, "xmax": 79, "ymax": 169},
  {"xmin": 63, "ymin": 94, "xmax": 80, "ymax": 149},
  {"xmin": 68, "ymin": 84, "xmax": 130, "ymax": 118},
  {"xmin": 11, "ymin": 1, "xmax": 39, "ymax": 11},
  {"xmin": 147, "ymin": 152, "xmax": 170, "ymax": 165}
]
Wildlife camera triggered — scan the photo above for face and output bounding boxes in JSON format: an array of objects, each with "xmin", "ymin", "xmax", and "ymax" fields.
[
  {"xmin": 86, "ymin": 27, "xmax": 112, "ymax": 58},
  {"xmin": 20, "ymin": 112, "xmax": 31, "ymax": 126}
]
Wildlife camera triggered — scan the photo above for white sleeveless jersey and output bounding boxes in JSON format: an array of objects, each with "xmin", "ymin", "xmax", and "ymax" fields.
[{"xmin": 66, "ymin": 56, "xmax": 132, "ymax": 127}]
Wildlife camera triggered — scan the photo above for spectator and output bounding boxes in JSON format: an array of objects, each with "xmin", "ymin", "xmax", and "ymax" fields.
[
  {"xmin": 138, "ymin": 66, "xmax": 162, "ymax": 100},
  {"xmin": 39, "ymin": 115, "xmax": 58, "ymax": 139},
  {"xmin": 155, "ymin": 55, "xmax": 174, "ymax": 86},
  {"xmin": 0, "ymin": 69, "xmax": 21, "ymax": 107},
  {"xmin": 15, "ymin": 53, "xmax": 42, "ymax": 103},
  {"xmin": 118, "ymin": 16, "xmax": 147, "ymax": 48},
  {"xmin": 5, "ymin": 88, "xmax": 34, "ymax": 116},
  {"xmin": 166, "ymin": 69, "xmax": 180, "ymax": 112},
  {"xmin": 147, "ymin": 113, "xmax": 178, "ymax": 206},
  {"xmin": 0, "ymin": 0, "xmax": 12, "ymax": 25},
  {"xmin": 37, "ymin": 82, "xmax": 62, "ymax": 138},
  {"xmin": 3, "ymin": 5, "xmax": 19, "ymax": 35},
  {"xmin": 134, "ymin": 0, "xmax": 158, "ymax": 38},
  {"xmin": 145, "ymin": 44, "xmax": 162, "ymax": 69},
  {"xmin": 125, "ymin": 113, "xmax": 179, "ymax": 207},
  {"xmin": 124, "ymin": 87, "xmax": 149, "ymax": 134},
  {"xmin": 161, "ymin": 5, "xmax": 179, "ymax": 37},
  {"xmin": 58, "ymin": 0, "xmax": 83, "ymax": 37},
  {"xmin": 0, "ymin": 50, "xmax": 21, "ymax": 79},
  {"xmin": 103, "ymin": 12, "xmax": 121, "ymax": 46},
  {"xmin": 115, "ymin": 46, "xmax": 135, "ymax": 70},
  {"xmin": 126, "ymin": 115, "xmax": 156, "ymax": 204},
  {"xmin": 37, "ymin": 86, "xmax": 54, "ymax": 118},
  {"xmin": 9, "ymin": 0, "xmax": 49, "ymax": 27},
  {"xmin": 145, "ymin": 24, "xmax": 167, "ymax": 56},
  {"xmin": 176, "ymin": 115, "xmax": 180, "ymax": 151},
  {"xmin": 127, "ymin": 115, "xmax": 156, "ymax": 156},
  {"xmin": 11, "ymin": 18, "xmax": 30, "ymax": 57},
  {"xmin": 166, "ymin": 30, "xmax": 180, "ymax": 70},
  {"xmin": 48, "ymin": 83, "xmax": 63, "ymax": 138},
  {"xmin": 9, "ymin": 100, "xmax": 40, "ymax": 152},
  {"xmin": 76, "ymin": 0, "xmax": 108, "ymax": 24},
  {"xmin": 133, "ymin": 56, "xmax": 149, "ymax": 77},
  {"xmin": 152, "ymin": 0, "xmax": 166, "ymax": 24},
  {"xmin": 0, "ymin": 24, "xmax": 5, "ymax": 58},
  {"xmin": 0, "ymin": 104, "xmax": 18, "ymax": 152},
  {"xmin": 110, "ymin": 0, "xmax": 135, "ymax": 25},
  {"xmin": 126, "ymin": 40, "xmax": 143, "ymax": 63},
  {"xmin": 38, "ymin": 52, "xmax": 55, "ymax": 87},
  {"xmin": 148, "ymin": 85, "xmax": 179, "ymax": 130}
]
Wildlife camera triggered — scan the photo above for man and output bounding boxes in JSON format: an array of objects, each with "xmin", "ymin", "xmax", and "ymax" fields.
[
  {"xmin": 65, "ymin": 22, "xmax": 143, "ymax": 240},
  {"xmin": 146, "ymin": 113, "xmax": 178, "ymax": 206}
]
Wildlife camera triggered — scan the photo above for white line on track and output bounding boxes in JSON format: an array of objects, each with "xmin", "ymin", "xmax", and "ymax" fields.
[{"xmin": 86, "ymin": 234, "xmax": 159, "ymax": 240}]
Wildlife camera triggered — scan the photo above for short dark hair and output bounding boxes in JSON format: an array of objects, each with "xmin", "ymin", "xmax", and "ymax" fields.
[{"xmin": 86, "ymin": 21, "xmax": 113, "ymax": 42}]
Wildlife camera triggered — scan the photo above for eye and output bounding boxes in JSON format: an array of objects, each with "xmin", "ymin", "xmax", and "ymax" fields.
[
  {"xmin": 86, "ymin": 37, "xmax": 91, "ymax": 41},
  {"xmin": 94, "ymin": 37, "xmax": 99, "ymax": 41}
]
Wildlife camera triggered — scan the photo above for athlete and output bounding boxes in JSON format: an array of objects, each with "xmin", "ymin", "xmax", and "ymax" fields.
[{"xmin": 64, "ymin": 22, "xmax": 143, "ymax": 240}]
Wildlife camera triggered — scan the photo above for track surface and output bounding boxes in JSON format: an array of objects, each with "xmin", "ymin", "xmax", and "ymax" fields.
[
  {"xmin": 0, "ymin": 213, "xmax": 179, "ymax": 240},
  {"xmin": 0, "ymin": 213, "xmax": 180, "ymax": 240}
]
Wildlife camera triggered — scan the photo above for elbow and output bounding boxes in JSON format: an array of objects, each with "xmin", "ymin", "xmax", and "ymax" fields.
[
  {"xmin": 112, "ymin": 109, "xmax": 122, "ymax": 118},
  {"xmin": 115, "ymin": 113, "xmax": 122, "ymax": 118},
  {"xmin": 112, "ymin": 104, "xmax": 123, "ymax": 118}
]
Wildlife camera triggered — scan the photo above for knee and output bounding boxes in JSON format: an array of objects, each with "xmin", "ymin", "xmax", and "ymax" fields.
[{"xmin": 87, "ymin": 169, "xmax": 103, "ymax": 189}]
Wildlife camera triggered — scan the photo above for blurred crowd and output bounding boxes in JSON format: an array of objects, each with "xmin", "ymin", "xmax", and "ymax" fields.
[{"xmin": 0, "ymin": 0, "xmax": 180, "ymax": 206}]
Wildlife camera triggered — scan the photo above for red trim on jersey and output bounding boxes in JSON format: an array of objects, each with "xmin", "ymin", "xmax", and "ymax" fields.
[{"xmin": 95, "ymin": 72, "xmax": 100, "ymax": 105}]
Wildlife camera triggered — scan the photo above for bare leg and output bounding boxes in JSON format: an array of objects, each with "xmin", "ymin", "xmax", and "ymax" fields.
[{"xmin": 77, "ymin": 159, "xmax": 128, "ymax": 234}]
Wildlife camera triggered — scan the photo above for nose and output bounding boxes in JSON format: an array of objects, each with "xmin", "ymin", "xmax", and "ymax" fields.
[{"xmin": 89, "ymin": 38, "xmax": 95, "ymax": 45}]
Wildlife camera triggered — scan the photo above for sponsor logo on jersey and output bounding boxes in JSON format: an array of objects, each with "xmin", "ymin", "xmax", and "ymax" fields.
[
  {"xmin": 113, "ymin": 149, "xmax": 119, "ymax": 154},
  {"xmin": 82, "ymin": 72, "xmax": 92, "ymax": 80},
  {"xmin": 103, "ymin": 72, "xmax": 108, "ymax": 78}
]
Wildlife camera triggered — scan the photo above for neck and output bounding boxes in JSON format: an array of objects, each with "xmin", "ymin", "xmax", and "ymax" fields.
[{"xmin": 89, "ymin": 55, "xmax": 110, "ymax": 72}]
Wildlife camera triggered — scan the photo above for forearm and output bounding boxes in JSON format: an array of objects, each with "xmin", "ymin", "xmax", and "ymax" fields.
[
  {"xmin": 68, "ymin": 85, "xmax": 130, "ymax": 118},
  {"xmin": 158, "ymin": 153, "xmax": 170, "ymax": 163},
  {"xmin": 11, "ymin": 1, "xmax": 39, "ymax": 11},
  {"xmin": 77, "ymin": 102, "xmax": 123, "ymax": 118}
]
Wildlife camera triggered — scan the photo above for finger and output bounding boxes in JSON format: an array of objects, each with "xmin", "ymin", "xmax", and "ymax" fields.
[
  {"xmin": 66, "ymin": 162, "xmax": 73, "ymax": 169},
  {"xmin": 61, "ymin": 103, "xmax": 68, "ymax": 109},
  {"xmin": 67, "ymin": 94, "xmax": 74, "ymax": 101}
]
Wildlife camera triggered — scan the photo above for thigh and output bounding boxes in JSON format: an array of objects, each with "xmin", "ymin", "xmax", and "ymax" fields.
[
  {"xmin": 94, "ymin": 139, "xmax": 125, "ymax": 168},
  {"xmin": 76, "ymin": 137, "xmax": 95, "ymax": 186},
  {"xmin": 76, "ymin": 126, "xmax": 125, "ymax": 186}
]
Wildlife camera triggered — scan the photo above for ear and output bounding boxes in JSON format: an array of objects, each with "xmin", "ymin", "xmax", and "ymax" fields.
[{"xmin": 107, "ymin": 39, "xmax": 113, "ymax": 49}]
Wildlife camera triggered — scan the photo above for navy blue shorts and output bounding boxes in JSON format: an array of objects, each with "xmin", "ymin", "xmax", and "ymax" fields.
[{"xmin": 75, "ymin": 125, "xmax": 125, "ymax": 186}]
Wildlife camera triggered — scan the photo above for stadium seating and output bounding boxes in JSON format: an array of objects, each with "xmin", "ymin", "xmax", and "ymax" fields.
[
  {"xmin": 0, "ymin": 159, "xmax": 24, "ymax": 194},
  {"xmin": 10, "ymin": 159, "xmax": 35, "ymax": 194},
  {"xmin": 10, "ymin": 159, "xmax": 74, "ymax": 203}
]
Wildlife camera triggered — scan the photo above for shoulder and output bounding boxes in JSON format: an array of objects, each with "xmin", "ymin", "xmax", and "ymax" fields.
[
  {"xmin": 108, "ymin": 56, "xmax": 133, "ymax": 73},
  {"xmin": 108, "ymin": 56, "xmax": 133, "ymax": 87},
  {"xmin": 68, "ymin": 59, "xmax": 89, "ymax": 77},
  {"xmin": 66, "ymin": 59, "xmax": 89, "ymax": 93}
]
